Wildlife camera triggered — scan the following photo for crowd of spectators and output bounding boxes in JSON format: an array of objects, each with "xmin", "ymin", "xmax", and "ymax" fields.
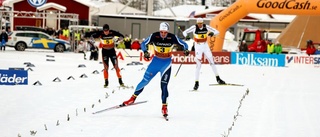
[
  {"xmin": 306, "ymin": 40, "xmax": 318, "ymax": 56},
  {"xmin": 238, "ymin": 39, "xmax": 320, "ymax": 55},
  {"xmin": 238, "ymin": 39, "xmax": 283, "ymax": 54},
  {"xmin": 9, "ymin": 25, "xmax": 320, "ymax": 56}
]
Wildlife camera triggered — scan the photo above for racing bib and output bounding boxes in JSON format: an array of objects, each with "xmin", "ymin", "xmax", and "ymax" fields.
[
  {"xmin": 100, "ymin": 39, "xmax": 115, "ymax": 48},
  {"xmin": 193, "ymin": 34, "xmax": 207, "ymax": 42},
  {"xmin": 154, "ymin": 46, "xmax": 173, "ymax": 58}
]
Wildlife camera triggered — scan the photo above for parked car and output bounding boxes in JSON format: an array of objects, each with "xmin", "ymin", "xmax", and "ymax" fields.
[
  {"xmin": 15, "ymin": 26, "xmax": 47, "ymax": 33},
  {"xmin": 6, "ymin": 31, "xmax": 71, "ymax": 52}
]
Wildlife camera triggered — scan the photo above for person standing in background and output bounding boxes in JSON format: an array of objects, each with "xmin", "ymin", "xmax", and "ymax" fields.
[
  {"xmin": 182, "ymin": 17, "xmax": 226, "ymax": 91},
  {"xmin": 124, "ymin": 34, "xmax": 132, "ymax": 50},
  {"xmin": 239, "ymin": 40, "xmax": 248, "ymax": 52},
  {"xmin": 88, "ymin": 39, "xmax": 99, "ymax": 61},
  {"xmin": 131, "ymin": 38, "xmax": 141, "ymax": 50},
  {"xmin": 256, "ymin": 41, "xmax": 265, "ymax": 53},
  {"xmin": 117, "ymin": 39, "xmax": 126, "ymax": 49},
  {"xmin": 74, "ymin": 30, "xmax": 81, "ymax": 51},
  {"xmin": 267, "ymin": 40, "xmax": 275, "ymax": 54},
  {"xmin": 0, "ymin": 29, "xmax": 8, "ymax": 51},
  {"xmin": 306, "ymin": 40, "xmax": 316, "ymax": 56},
  {"xmin": 274, "ymin": 41, "xmax": 282, "ymax": 54},
  {"xmin": 6, "ymin": 27, "xmax": 13, "ymax": 36}
]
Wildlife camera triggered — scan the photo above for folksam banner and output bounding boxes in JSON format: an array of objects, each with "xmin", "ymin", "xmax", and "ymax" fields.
[
  {"xmin": 0, "ymin": 69, "xmax": 28, "ymax": 85},
  {"xmin": 231, "ymin": 52, "xmax": 285, "ymax": 67}
]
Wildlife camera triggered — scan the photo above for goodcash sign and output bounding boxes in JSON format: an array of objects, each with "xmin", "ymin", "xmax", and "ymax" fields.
[
  {"xmin": 0, "ymin": 69, "xmax": 28, "ymax": 85},
  {"xmin": 27, "ymin": 0, "xmax": 47, "ymax": 7}
]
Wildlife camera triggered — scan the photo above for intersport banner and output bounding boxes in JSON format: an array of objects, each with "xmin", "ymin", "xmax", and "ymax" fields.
[{"xmin": 286, "ymin": 54, "xmax": 320, "ymax": 67}]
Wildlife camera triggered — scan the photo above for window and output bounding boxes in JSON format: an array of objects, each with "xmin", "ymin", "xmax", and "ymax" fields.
[
  {"xmin": 16, "ymin": 33, "xmax": 26, "ymax": 37},
  {"xmin": 26, "ymin": 33, "xmax": 39, "ymax": 38},
  {"xmin": 244, "ymin": 33, "xmax": 255, "ymax": 42},
  {"xmin": 38, "ymin": 33, "xmax": 49, "ymax": 39}
]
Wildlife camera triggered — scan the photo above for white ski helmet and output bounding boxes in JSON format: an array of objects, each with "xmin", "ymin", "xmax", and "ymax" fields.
[
  {"xmin": 159, "ymin": 22, "xmax": 170, "ymax": 31},
  {"xmin": 196, "ymin": 18, "xmax": 204, "ymax": 23}
]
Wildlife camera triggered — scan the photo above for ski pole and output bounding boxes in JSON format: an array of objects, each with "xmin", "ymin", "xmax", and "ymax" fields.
[
  {"xmin": 122, "ymin": 49, "xmax": 133, "ymax": 58},
  {"xmin": 174, "ymin": 56, "xmax": 185, "ymax": 77},
  {"xmin": 176, "ymin": 23, "xmax": 185, "ymax": 37}
]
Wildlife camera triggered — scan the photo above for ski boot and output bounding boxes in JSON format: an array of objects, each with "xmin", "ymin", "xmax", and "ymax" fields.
[
  {"xmin": 122, "ymin": 95, "xmax": 137, "ymax": 106},
  {"xmin": 119, "ymin": 78, "xmax": 125, "ymax": 87},
  {"xmin": 162, "ymin": 104, "xmax": 168, "ymax": 116},
  {"xmin": 216, "ymin": 76, "xmax": 226, "ymax": 85},
  {"xmin": 193, "ymin": 81, "xmax": 199, "ymax": 90},
  {"xmin": 104, "ymin": 79, "xmax": 109, "ymax": 88}
]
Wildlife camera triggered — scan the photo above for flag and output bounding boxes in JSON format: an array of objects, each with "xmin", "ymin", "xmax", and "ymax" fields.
[
  {"xmin": 0, "ymin": 0, "xmax": 4, "ymax": 6},
  {"xmin": 188, "ymin": 11, "xmax": 196, "ymax": 18}
]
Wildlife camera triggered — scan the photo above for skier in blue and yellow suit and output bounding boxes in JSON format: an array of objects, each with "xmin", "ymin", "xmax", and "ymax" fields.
[{"xmin": 122, "ymin": 22, "xmax": 190, "ymax": 117}]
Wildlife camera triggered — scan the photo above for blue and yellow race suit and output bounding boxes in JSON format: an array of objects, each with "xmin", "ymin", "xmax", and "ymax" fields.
[{"xmin": 133, "ymin": 32, "xmax": 188, "ymax": 104}]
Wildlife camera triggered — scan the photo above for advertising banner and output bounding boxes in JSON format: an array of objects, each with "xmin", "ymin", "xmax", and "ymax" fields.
[
  {"xmin": 231, "ymin": 52, "xmax": 285, "ymax": 67},
  {"xmin": 209, "ymin": 0, "xmax": 320, "ymax": 51},
  {"xmin": 171, "ymin": 51, "xmax": 231, "ymax": 64},
  {"xmin": 116, "ymin": 50, "xmax": 231, "ymax": 64},
  {"xmin": 0, "ymin": 69, "xmax": 28, "ymax": 85},
  {"xmin": 286, "ymin": 54, "xmax": 320, "ymax": 67}
]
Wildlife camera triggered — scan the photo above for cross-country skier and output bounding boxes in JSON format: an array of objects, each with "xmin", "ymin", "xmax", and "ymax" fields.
[
  {"xmin": 122, "ymin": 22, "xmax": 189, "ymax": 118},
  {"xmin": 92, "ymin": 24, "xmax": 125, "ymax": 88},
  {"xmin": 182, "ymin": 17, "xmax": 226, "ymax": 90}
]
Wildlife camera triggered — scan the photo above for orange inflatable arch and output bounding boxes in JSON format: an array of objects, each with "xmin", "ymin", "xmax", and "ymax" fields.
[{"xmin": 210, "ymin": 0, "xmax": 320, "ymax": 51}]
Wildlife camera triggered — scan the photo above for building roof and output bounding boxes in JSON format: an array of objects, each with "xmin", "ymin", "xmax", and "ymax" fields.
[
  {"xmin": 153, "ymin": 5, "xmax": 210, "ymax": 17},
  {"xmin": 37, "ymin": 2, "xmax": 66, "ymax": 12},
  {"xmin": 275, "ymin": 15, "xmax": 320, "ymax": 49},
  {"xmin": 3, "ymin": 0, "xmax": 94, "ymax": 8},
  {"xmin": 73, "ymin": 0, "xmax": 98, "ymax": 8},
  {"xmin": 3, "ymin": 0, "xmax": 145, "ymax": 16},
  {"xmin": 153, "ymin": 4, "xmax": 296, "ymax": 22},
  {"xmin": 74, "ymin": 0, "xmax": 145, "ymax": 15},
  {"xmin": 2, "ymin": 0, "xmax": 23, "ymax": 6},
  {"xmin": 94, "ymin": 2, "xmax": 146, "ymax": 15}
]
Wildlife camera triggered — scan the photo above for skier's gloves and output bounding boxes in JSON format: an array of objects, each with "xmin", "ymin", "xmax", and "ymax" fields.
[
  {"xmin": 113, "ymin": 36, "xmax": 119, "ymax": 42},
  {"xmin": 185, "ymin": 36, "xmax": 191, "ymax": 40},
  {"xmin": 184, "ymin": 50, "xmax": 190, "ymax": 56},
  {"xmin": 208, "ymin": 32, "xmax": 214, "ymax": 37},
  {"xmin": 144, "ymin": 51, "xmax": 150, "ymax": 60}
]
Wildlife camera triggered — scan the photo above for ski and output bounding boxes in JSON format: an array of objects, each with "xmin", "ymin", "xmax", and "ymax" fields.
[
  {"xmin": 189, "ymin": 89, "xmax": 198, "ymax": 92},
  {"xmin": 117, "ymin": 85, "xmax": 134, "ymax": 89},
  {"xmin": 92, "ymin": 101, "xmax": 147, "ymax": 114},
  {"xmin": 163, "ymin": 114, "xmax": 169, "ymax": 121},
  {"xmin": 209, "ymin": 83, "xmax": 244, "ymax": 86}
]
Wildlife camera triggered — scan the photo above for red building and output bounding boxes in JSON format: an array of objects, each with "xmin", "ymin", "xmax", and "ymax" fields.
[{"xmin": 3, "ymin": 0, "xmax": 91, "ymax": 30}]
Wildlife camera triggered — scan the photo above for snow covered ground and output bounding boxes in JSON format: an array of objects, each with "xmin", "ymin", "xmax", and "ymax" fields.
[{"xmin": 0, "ymin": 48, "xmax": 320, "ymax": 137}]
